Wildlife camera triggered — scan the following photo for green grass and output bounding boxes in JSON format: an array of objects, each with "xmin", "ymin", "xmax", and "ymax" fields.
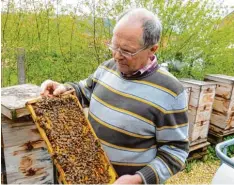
[{"xmin": 185, "ymin": 135, "xmax": 234, "ymax": 173}]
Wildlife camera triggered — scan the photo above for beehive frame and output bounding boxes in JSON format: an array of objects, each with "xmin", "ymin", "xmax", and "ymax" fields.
[{"xmin": 26, "ymin": 91, "xmax": 118, "ymax": 184}]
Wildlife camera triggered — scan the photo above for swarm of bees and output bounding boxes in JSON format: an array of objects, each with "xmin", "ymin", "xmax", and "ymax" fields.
[{"xmin": 32, "ymin": 95, "xmax": 111, "ymax": 184}]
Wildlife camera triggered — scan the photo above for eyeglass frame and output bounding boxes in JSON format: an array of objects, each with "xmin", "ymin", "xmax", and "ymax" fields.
[{"xmin": 107, "ymin": 43, "xmax": 148, "ymax": 58}]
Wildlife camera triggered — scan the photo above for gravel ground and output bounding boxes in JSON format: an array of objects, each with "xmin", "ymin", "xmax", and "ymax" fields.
[{"xmin": 166, "ymin": 160, "xmax": 220, "ymax": 184}]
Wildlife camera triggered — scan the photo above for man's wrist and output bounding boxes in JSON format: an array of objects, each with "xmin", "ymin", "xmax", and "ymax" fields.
[{"xmin": 64, "ymin": 83, "xmax": 74, "ymax": 91}]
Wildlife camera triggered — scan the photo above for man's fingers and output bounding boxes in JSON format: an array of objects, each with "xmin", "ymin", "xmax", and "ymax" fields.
[
  {"xmin": 41, "ymin": 89, "xmax": 50, "ymax": 96},
  {"xmin": 40, "ymin": 79, "xmax": 53, "ymax": 94},
  {"xmin": 40, "ymin": 79, "xmax": 62, "ymax": 96},
  {"xmin": 53, "ymin": 84, "xmax": 67, "ymax": 96}
]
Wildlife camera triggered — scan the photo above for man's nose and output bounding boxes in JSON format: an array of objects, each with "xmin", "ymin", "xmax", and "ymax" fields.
[{"xmin": 114, "ymin": 50, "xmax": 124, "ymax": 60}]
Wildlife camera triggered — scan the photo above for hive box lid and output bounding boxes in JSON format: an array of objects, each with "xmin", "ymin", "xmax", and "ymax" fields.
[
  {"xmin": 180, "ymin": 78, "xmax": 217, "ymax": 89},
  {"xmin": 205, "ymin": 74, "xmax": 234, "ymax": 85},
  {"xmin": 1, "ymin": 84, "xmax": 41, "ymax": 120}
]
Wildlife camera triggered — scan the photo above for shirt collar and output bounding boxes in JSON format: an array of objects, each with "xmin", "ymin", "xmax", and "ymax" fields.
[{"xmin": 122, "ymin": 55, "xmax": 157, "ymax": 77}]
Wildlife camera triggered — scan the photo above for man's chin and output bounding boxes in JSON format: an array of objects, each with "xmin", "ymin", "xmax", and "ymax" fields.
[{"xmin": 117, "ymin": 66, "xmax": 128, "ymax": 74}]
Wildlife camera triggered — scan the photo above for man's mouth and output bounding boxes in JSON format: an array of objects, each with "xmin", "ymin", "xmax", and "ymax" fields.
[
  {"xmin": 116, "ymin": 61, "xmax": 128, "ymax": 66},
  {"xmin": 118, "ymin": 63, "xmax": 127, "ymax": 66}
]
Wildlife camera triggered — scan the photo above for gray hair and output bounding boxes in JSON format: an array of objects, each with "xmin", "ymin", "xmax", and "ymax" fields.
[{"xmin": 115, "ymin": 8, "xmax": 162, "ymax": 48}]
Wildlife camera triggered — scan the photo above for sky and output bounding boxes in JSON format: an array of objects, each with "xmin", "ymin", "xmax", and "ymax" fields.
[
  {"xmin": 223, "ymin": 0, "xmax": 234, "ymax": 7},
  {"xmin": 63, "ymin": 0, "xmax": 234, "ymax": 13},
  {"xmin": 1, "ymin": 0, "xmax": 234, "ymax": 15},
  {"xmin": 221, "ymin": 0, "xmax": 234, "ymax": 13}
]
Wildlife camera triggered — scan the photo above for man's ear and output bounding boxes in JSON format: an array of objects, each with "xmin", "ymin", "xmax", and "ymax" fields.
[{"xmin": 150, "ymin": 44, "xmax": 159, "ymax": 54}]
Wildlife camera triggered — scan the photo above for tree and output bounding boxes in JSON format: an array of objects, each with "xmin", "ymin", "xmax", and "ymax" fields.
[{"xmin": 1, "ymin": 0, "xmax": 234, "ymax": 87}]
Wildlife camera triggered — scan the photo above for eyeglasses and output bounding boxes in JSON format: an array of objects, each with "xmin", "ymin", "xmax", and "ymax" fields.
[{"xmin": 107, "ymin": 44, "xmax": 147, "ymax": 58}]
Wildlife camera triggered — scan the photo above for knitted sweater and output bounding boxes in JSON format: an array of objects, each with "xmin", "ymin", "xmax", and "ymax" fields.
[{"xmin": 68, "ymin": 58, "xmax": 189, "ymax": 184}]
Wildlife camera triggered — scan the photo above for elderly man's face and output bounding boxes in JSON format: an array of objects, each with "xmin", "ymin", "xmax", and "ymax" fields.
[{"xmin": 111, "ymin": 23, "xmax": 151, "ymax": 75}]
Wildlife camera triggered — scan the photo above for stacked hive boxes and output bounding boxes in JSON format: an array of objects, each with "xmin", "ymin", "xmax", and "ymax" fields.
[
  {"xmin": 204, "ymin": 74, "xmax": 234, "ymax": 135},
  {"xmin": 180, "ymin": 79, "xmax": 216, "ymax": 146},
  {"xmin": 1, "ymin": 84, "xmax": 53, "ymax": 184}
]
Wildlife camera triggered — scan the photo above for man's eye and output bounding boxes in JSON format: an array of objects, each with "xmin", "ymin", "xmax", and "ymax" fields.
[{"xmin": 122, "ymin": 49, "xmax": 131, "ymax": 53}]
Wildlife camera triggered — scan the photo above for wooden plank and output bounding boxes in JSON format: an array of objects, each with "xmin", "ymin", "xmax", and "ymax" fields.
[
  {"xmin": 190, "ymin": 138, "xmax": 207, "ymax": 146},
  {"xmin": 214, "ymin": 82, "xmax": 233, "ymax": 100},
  {"xmin": 1, "ymin": 116, "xmax": 46, "ymax": 149},
  {"xmin": 188, "ymin": 91, "xmax": 214, "ymax": 108},
  {"xmin": 205, "ymin": 74, "xmax": 234, "ymax": 85},
  {"xmin": 208, "ymin": 130, "xmax": 234, "ymax": 144},
  {"xmin": 210, "ymin": 111, "xmax": 234, "ymax": 129},
  {"xmin": 189, "ymin": 141, "xmax": 210, "ymax": 152},
  {"xmin": 189, "ymin": 121, "xmax": 209, "ymax": 142},
  {"xmin": 6, "ymin": 168, "xmax": 53, "ymax": 184},
  {"xmin": 184, "ymin": 87, "xmax": 191, "ymax": 106},
  {"xmin": 231, "ymin": 85, "xmax": 234, "ymax": 101},
  {"xmin": 1, "ymin": 105, "xmax": 14, "ymax": 120},
  {"xmin": 188, "ymin": 104, "xmax": 212, "ymax": 122},
  {"xmin": 1, "ymin": 84, "xmax": 41, "ymax": 119},
  {"xmin": 213, "ymin": 97, "xmax": 234, "ymax": 115},
  {"xmin": 204, "ymin": 75, "xmax": 234, "ymax": 131},
  {"xmin": 180, "ymin": 78, "xmax": 217, "ymax": 87},
  {"xmin": 188, "ymin": 150, "xmax": 207, "ymax": 161},
  {"xmin": 17, "ymin": 48, "xmax": 26, "ymax": 84},
  {"xmin": 4, "ymin": 146, "xmax": 53, "ymax": 184},
  {"xmin": 187, "ymin": 86, "xmax": 215, "ymax": 123},
  {"xmin": 1, "ymin": 130, "xmax": 8, "ymax": 184},
  {"xmin": 198, "ymin": 86, "xmax": 216, "ymax": 107},
  {"xmin": 210, "ymin": 111, "xmax": 228, "ymax": 129},
  {"xmin": 188, "ymin": 143, "xmax": 209, "ymax": 161},
  {"xmin": 204, "ymin": 79, "xmax": 233, "ymax": 100},
  {"xmin": 209, "ymin": 124, "xmax": 234, "ymax": 135},
  {"xmin": 188, "ymin": 88, "xmax": 200, "ymax": 107},
  {"xmin": 182, "ymin": 82, "xmax": 216, "ymax": 108}
]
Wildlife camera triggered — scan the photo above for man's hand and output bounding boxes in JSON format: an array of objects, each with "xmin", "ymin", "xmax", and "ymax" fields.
[
  {"xmin": 40, "ymin": 79, "xmax": 68, "ymax": 96},
  {"xmin": 114, "ymin": 174, "xmax": 142, "ymax": 184}
]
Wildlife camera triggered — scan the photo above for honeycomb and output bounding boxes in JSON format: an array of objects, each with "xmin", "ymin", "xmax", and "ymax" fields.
[{"xmin": 26, "ymin": 94, "xmax": 117, "ymax": 184}]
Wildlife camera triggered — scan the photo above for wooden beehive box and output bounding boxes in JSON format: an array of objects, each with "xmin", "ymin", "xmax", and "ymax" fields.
[
  {"xmin": 204, "ymin": 74, "xmax": 234, "ymax": 131},
  {"xmin": 184, "ymin": 86, "xmax": 191, "ymax": 107},
  {"xmin": 1, "ymin": 84, "xmax": 54, "ymax": 184},
  {"xmin": 1, "ymin": 84, "xmax": 41, "ymax": 120},
  {"xmin": 180, "ymin": 79, "xmax": 216, "ymax": 144},
  {"xmin": 188, "ymin": 120, "xmax": 210, "ymax": 145},
  {"xmin": 26, "ymin": 93, "xmax": 118, "ymax": 184},
  {"xmin": 1, "ymin": 115, "xmax": 53, "ymax": 184}
]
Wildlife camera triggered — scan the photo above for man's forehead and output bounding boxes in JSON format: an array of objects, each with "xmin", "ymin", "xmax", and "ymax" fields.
[
  {"xmin": 112, "ymin": 24, "xmax": 143, "ymax": 47},
  {"xmin": 112, "ymin": 33, "xmax": 141, "ymax": 48},
  {"xmin": 114, "ymin": 20, "xmax": 142, "ymax": 34}
]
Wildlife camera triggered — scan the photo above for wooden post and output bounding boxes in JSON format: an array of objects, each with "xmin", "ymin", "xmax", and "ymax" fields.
[
  {"xmin": 1, "ymin": 130, "xmax": 7, "ymax": 184},
  {"xmin": 1, "ymin": 60, "xmax": 4, "ymax": 87},
  {"xmin": 17, "ymin": 48, "xmax": 26, "ymax": 84}
]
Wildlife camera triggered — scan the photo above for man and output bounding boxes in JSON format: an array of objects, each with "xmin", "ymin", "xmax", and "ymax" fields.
[{"xmin": 41, "ymin": 8, "xmax": 189, "ymax": 184}]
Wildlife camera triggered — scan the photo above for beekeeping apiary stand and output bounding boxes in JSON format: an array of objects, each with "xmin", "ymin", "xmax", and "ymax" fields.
[{"xmin": 1, "ymin": 84, "xmax": 54, "ymax": 184}]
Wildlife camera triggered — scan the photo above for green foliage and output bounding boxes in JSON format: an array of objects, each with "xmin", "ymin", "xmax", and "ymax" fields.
[
  {"xmin": 1, "ymin": 0, "xmax": 234, "ymax": 87},
  {"xmin": 185, "ymin": 160, "xmax": 197, "ymax": 173},
  {"xmin": 205, "ymin": 135, "xmax": 234, "ymax": 162},
  {"xmin": 224, "ymin": 135, "xmax": 234, "ymax": 158},
  {"xmin": 207, "ymin": 145, "xmax": 219, "ymax": 161}
]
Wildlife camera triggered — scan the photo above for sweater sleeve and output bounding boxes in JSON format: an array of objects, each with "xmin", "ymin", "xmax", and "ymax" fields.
[
  {"xmin": 136, "ymin": 90, "xmax": 189, "ymax": 184},
  {"xmin": 66, "ymin": 74, "xmax": 94, "ymax": 107},
  {"xmin": 66, "ymin": 65, "xmax": 103, "ymax": 107}
]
